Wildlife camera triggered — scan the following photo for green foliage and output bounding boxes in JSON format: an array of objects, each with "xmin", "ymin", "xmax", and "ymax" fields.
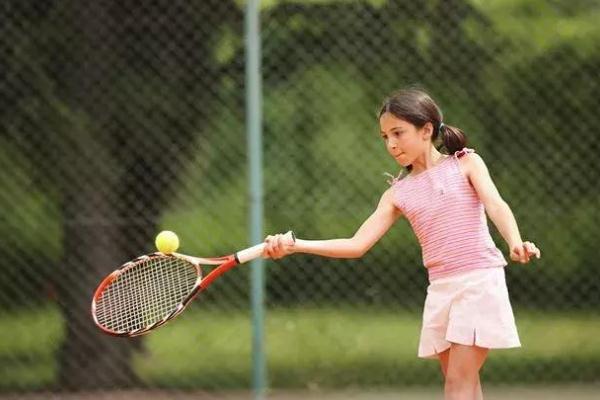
[
  {"xmin": 2, "ymin": 0, "xmax": 599, "ymax": 308},
  {"xmin": 469, "ymin": 0, "xmax": 600, "ymax": 59},
  {"xmin": 0, "ymin": 142, "xmax": 62, "ymax": 308}
]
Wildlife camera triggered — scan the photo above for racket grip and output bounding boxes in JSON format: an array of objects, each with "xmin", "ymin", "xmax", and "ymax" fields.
[
  {"xmin": 236, "ymin": 243, "xmax": 266, "ymax": 264},
  {"xmin": 236, "ymin": 230, "xmax": 295, "ymax": 264}
]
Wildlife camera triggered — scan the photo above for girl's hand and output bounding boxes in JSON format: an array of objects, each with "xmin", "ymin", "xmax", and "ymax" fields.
[
  {"xmin": 263, "ymin": 231, "xmax": 296, "ymax": 260},
  {"xmin": 510, "ymin": 241, "xmax": 541, "ymax": 264}
]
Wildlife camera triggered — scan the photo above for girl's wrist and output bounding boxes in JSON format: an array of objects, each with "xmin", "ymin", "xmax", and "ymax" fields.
[
  {"xmin": 508, "ymin": 239, "xmax": 523, "ymax": 249},
  {"xmin": 292, "ymin": 238, "xmax": 307, "ymax": 254}
]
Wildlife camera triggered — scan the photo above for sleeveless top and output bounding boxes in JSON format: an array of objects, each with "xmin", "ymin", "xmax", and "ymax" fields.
[{"xmin": 390, "ymin": 148, "xmax": 507, "ymax": 281}]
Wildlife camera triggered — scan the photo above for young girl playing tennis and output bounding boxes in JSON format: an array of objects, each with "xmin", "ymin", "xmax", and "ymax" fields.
[{"xmin": 263, "ymin": 88, "xmax": 541, "ymax": 400}]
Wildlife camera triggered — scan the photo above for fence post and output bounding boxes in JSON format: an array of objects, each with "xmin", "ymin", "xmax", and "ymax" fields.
[{"xmin": 245, "ymin": 0, "xmax": 266, "ymax": 398}]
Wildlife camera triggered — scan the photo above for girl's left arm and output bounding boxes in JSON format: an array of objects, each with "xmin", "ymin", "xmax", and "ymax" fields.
[{"xmin": 460, "ymin": 153, "xmax": 541, "ymax": 264}]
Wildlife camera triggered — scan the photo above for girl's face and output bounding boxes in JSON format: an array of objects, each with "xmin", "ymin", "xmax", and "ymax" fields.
[{"xmin": 379, "ymin": 112, "xmax": 432, "ymax": 167}]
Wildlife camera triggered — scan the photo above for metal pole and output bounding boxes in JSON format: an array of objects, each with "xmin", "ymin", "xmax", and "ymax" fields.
[{"xmin": 245, "ymin": 0, "xmax": 266, "ymax": 398}]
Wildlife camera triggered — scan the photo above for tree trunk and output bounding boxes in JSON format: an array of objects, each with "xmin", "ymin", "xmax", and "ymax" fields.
[
  {"xmin": 54, "ymin": 0, "xmax": 242, "ymax": 388},
  {"xmin": 55, "ymin": 0, "xmax": 138, "ymax": 388},
  {"xmin": 57, "ymin": 180, "xmax": 140, "ymax": 388}
]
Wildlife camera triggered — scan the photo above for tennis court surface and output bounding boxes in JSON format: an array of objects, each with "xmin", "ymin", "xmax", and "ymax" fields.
[{"xmin": 3, "ymin": 385, "xmax": 600, "ymax": 400}]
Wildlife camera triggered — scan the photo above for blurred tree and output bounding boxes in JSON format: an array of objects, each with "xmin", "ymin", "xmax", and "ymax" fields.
[
  {"xmin": 56, "ymin": 0, "xmax": 244, "ymax": 388},
  {"xmin": 0, "ymin": 0, "xmax": 243, "ymax": 389}
]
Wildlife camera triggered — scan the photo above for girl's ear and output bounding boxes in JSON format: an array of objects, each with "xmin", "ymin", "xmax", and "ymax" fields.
[{"xmin": 421, "ymin": 122, "xmax": 434, "ymax": 140}]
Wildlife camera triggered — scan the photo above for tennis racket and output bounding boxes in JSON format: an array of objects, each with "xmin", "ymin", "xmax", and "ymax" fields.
[{"xmin": 91, "ymin": 231, "xmax": 295, "ymax": 337}]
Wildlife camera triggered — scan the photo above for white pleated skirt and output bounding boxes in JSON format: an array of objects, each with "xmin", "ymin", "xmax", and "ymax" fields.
[{"xmin": 418, "ymin": 267, "xmax": 521, "ymax": 359}]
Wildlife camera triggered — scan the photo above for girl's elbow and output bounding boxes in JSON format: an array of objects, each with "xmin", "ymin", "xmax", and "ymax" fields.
[
  {"xmin": 354, "ymin": 243, "xmax": 371, "ymax": 258},
  {"xmin": 345, "ymin": 238, "xmax": 368, "ymax": 258},
  {"xmin": 485, "ymin": 198, "xmax": 508, "ymax": 215},
  {"xmin": 350, "ymin": 249, "xmax": 366, "ymax": 258}
]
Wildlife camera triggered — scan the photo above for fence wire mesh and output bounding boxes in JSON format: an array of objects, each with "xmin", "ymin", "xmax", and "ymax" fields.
[{"xmin": 1, "ymin": 0, "xmax": 599, "ymax": 396}]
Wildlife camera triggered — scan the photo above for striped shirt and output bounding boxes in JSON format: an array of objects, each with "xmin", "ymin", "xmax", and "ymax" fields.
[{"xmin": 391, "ymin": 148, "xmax": 507, "ymax": 281}]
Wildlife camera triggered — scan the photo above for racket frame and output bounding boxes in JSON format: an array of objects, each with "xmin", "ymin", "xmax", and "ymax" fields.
[
  {"xmin": 92, "ymin": 232, "xmax": 293, "ymax": 337},
  {"xmin": 92, "ymin": 253, "xmax": 204, "ymax": 337}
]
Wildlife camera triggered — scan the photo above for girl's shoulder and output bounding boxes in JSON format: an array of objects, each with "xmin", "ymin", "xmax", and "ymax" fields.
[
  {"xmin": 454, "ymin": 147, "xmax": 476, "ymax": 159},
  {"xmin": 378, "ymin": 178, "xmax": 404, "ymax": 215},
  {"xmin": 454, "ymin": 148, "xmax": 490, "ymax": 179},
  {"xmin": 383, "ymin": 171, "xmax": 408, "ymax": 212}
]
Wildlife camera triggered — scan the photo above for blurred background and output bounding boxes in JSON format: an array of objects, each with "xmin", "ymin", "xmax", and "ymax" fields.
[{"xmin": 1, "ymin": 0, "xmax": 599, "ymax": 399}]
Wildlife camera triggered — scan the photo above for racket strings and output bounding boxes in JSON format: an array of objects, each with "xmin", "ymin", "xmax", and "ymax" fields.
[{"xmin": 95, "ymin": 256, "xmax": 198, "ymax": 333}]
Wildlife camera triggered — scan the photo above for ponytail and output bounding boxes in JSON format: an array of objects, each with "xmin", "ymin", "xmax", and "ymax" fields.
[{"xmin": 438, "ymin": 122, "xmax": 467, "ymax": 153}]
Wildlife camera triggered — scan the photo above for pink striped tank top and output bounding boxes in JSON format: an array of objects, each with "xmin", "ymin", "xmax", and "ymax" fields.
[{"xmin": 391, "ymin": 148, "xmax": 507, "ymax": 281}]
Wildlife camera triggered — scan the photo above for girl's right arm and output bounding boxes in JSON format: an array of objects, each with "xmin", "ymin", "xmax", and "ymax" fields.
[{"xmin": 264, "ymin": 187, "xmax": 402, "ymax": 259}]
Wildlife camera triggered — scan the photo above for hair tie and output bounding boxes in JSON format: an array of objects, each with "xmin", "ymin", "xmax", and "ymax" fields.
[{"xmin": 439, "ymin": 122, "xmax": 445, "ymax": 131}]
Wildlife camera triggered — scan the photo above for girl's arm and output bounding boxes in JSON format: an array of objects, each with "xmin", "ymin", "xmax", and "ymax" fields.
[
  {"xmin": 459, "ymin": 153, "xmax": 541, "ymax": 263},
  {"xmin": 264, "ymin": 187, "xmax": 402, "ymax": 259}
]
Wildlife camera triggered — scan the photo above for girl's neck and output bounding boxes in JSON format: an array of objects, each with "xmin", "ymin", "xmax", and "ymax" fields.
[{"xmin": 410, "ymin": 148, "xmax": 446, "ymax": 175}]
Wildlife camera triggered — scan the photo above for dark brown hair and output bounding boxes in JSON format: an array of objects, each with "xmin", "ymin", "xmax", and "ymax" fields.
[{"xmin": 378, "ymin": 88, "xmax": 467, "ymax": 154}]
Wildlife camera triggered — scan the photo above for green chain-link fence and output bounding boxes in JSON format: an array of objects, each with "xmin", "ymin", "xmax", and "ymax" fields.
[{"xmin": 1, "ymin": 0, "xmax": 599, "ymax": 396}]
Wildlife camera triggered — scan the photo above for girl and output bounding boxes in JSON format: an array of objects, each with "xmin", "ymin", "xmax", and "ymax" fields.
[{"xmin": 263, "ymin": 88, "xmax": 541, "ymax": 400}]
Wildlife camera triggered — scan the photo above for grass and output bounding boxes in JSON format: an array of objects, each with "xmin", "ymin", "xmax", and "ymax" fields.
[
  {"xmin": 0, "ymin": 306, "xmax": 62, "ymax": 389},
  {"xmin": 1, "ymin": 305, "xmax": 599, "ymax": 390}
]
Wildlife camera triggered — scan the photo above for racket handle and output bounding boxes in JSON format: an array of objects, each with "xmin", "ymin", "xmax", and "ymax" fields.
[
  {"xmin": 236, "ymin": 230, "xmax": 295, "ymax": 264},
  {"xmin": 236, "ymin": 243, "xmax": 266, "ymax": 264}
]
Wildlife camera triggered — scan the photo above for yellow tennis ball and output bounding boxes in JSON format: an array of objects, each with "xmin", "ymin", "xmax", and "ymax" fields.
[{"xmin": 155, "ymin": 231, "xmax": 179, "ymax": 254}]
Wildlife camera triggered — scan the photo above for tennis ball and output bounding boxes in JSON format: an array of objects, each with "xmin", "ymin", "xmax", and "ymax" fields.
[{"xmin": 155, "ymin": 230, "xmax": 179, "ymax": 254}]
